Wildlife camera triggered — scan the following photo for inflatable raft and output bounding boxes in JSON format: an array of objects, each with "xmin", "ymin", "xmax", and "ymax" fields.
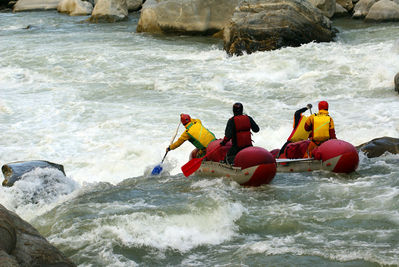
[
  {"xmin": 188, "ymin": 140, "xmax": 276, "ymax": 186},
  {"xmin": 273, "ymin": 139, "xmax": 359, "ymax": 173}
]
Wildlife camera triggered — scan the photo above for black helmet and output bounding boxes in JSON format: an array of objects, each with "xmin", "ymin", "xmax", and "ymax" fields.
[{"xmin": 233, "ymin": 102, "xmax": 243, "ymax": 116}]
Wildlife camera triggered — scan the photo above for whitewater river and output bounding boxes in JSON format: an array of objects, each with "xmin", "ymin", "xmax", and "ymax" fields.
[{"xmin": 1, "ymin": 10, "xmax": 399, "ymax": 266}]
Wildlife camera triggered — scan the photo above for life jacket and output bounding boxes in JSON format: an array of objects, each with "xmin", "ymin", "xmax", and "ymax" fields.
[
  {"xmin": 287, "ymin": 115, "xmax": 311, "ymax": 142},
  {"xmin": 312, "ymin": 113, "xmax": 331, "ymax": 142},
  {"xmin": 233, "ymin": 115, "xmax": 252, "ymax": 148},
  {"xmin": 186, "ymin": 120, "xmax": 216, "ymax": 149}
]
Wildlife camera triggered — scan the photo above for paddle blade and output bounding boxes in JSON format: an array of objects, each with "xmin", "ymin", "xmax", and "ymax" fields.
[
  {"xmin": 181, "ymin": 157, "xmax": 203, "ymax": 177},
  {"xmin": 151, "ymin": 164, "xmax": 163, "ymax": 175}
]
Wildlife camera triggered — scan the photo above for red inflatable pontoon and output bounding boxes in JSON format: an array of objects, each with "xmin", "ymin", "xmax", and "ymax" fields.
[{"xmin": 274, "ymin": 139, "xmax": 359, "ymax": 173}]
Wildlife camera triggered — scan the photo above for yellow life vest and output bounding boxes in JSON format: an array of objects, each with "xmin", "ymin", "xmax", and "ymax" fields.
[
  {"xmin": 186, "ymin": 120, "xmax": 216, "ymax": 149},
  {"xmin": 288, "ymin": 115, "xmax": 311, "ymax": 142},
  {"xmin": 313, "ymin": 113, "xmax": 331, "ymax": 142}
]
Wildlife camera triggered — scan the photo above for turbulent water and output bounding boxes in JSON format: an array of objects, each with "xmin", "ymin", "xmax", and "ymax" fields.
[{"xmin": 1, "ymin": 10, "xmax": 399, "ymax": 266}]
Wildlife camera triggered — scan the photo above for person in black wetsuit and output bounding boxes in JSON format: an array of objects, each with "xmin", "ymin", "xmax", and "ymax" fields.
[{"xmin": 220, "ymin": 102, "xmax": 260, "ymax": 164}]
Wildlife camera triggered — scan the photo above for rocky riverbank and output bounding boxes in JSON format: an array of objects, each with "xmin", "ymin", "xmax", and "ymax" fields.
[{"xmin": 1, "ymin": 0, "xmax": 399, "ymax": 54}]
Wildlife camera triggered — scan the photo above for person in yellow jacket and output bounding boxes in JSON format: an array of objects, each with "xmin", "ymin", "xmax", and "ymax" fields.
[
  {"xmin": 304, "ymin": 101, "xmax": 336, "ymax": 157},
  {"xmin": 166, "ymin": 114, "xmax": 216, "ymax": 157},
  {"xmin": 277, "ymin": 104, "xmax": 312, "ymax": 157}
]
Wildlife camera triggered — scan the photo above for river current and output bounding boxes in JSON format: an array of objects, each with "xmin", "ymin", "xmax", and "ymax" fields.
[{"xmin": 1, "ymin": 11, "xmax": 399, "ymax": 266}]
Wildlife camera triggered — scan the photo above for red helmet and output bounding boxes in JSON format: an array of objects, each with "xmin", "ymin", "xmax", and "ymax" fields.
[
  {"xmin": 180, "ymin": 114, "xmax": 191, "ymax": 125},
  {"xmin": 318, "ymin": 101, "xmax": 329, "ymax": 110}
]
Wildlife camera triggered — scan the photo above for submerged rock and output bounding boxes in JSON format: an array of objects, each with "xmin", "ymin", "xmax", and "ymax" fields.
[
  {"xmin": 223, "ymin": 0, "xmax": 334, "ymax": 56},
  {"xmin": 0, "ymin": 204, "xmax": 76, "ymax": 266},
  {"xmin": 356, "ymin": 136, "xmax": 399, "ymax": 158},
  {"xmin": 2, "ymin": 160, "xmax": 65, "ymax": 187}
]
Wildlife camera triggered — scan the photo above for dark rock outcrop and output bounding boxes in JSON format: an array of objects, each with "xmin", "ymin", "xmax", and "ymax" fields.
[
  {"xmin": 2, "ymin": 160, "xmax": 65, "ymax": 187},
  {"xmin": 223, "ymin": 0, "xmax": 334, "ymax": 56},
  {"xmin": 394, "ymin": 72, "xmax": 399, "ymax": 93},
  {"xmin": 356, "ymin": 136, "xmax": 399, "ymax": 158},
  {"xmin": 0, "ymin": 204, "xmax": 76, "ymax": 266}
]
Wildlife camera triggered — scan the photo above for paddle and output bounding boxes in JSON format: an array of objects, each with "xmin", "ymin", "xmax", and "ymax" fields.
[
  {"xmin": 181, "ymin": 145, "xmax": 220, "ymax": 177},
  {"xmin": 151, "ymin": 122, "xmax": 181, "ymax": 175},
  {"xmin": 307, "ymin": 103, "xmax": 313, "ymax": 114}
]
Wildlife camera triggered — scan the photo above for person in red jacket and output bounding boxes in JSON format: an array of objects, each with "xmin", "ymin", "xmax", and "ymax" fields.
[
  {"xmin": 304, "ymin": 100, "xmax": 336, "ymax": 157},
  {"xmin": 220, "ymin": 103, "xmax": 260, "ymax": 164}
]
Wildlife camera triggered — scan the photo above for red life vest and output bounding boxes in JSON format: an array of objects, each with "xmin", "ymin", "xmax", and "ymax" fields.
[{"xmin": 233, "ymin": 115, "xmax": 252, "ymax": 148}]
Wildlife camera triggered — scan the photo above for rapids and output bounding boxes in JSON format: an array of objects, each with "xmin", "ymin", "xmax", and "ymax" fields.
[{"xmin": 1, "ymin": 11, "xmax": 399, "ymax": 266}]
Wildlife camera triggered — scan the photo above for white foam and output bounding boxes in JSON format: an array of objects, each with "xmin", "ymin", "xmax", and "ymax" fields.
[{"xmin": 0, "ymin": 168, "xmax": 79, "ymax": 221}]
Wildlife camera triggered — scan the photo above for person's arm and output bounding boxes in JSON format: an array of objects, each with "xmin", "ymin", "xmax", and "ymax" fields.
[
  {"xmin": 294, "ymin": 107, "xmax": 308, "ymax": 128},
  {"xmin": 220, "ymin": 119, "xmax": 233, "ymax": 145},
  {"xmin": 329, "ymin": 118, "xmax": 336, "ymax": 139},
  {"xmin": 168, "ymin": 131, "xmax": 190, "ymax": 150},
  {"xmin": 249, "ymin": 116, "xmax": 259, "ymax": 132}
]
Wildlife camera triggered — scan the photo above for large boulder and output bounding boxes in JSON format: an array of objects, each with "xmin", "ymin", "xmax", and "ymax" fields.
[
  {"xmin": 127, "ymin": 0, "xmax": 141, "ymax": 11},
  {"xmin": 334, "ymin": 3, "xmax": 350, "ymax": 17},
  {"xmin": 364, "ymin": 0, "xmax": 399, "ymax": 22},
  {"xmin": 137, "ymin": 0, "xmax": 240, "ymax": 35},
  {"xmin": 308, "ymin": 0, "xmax": 336, "ymax": 18},
  {"xmin": 0, "ymin": 204, "xmax": 76, "ymax": 266},
  {"xmin": 13, "ymin": 0, "xmax": 60, "ymax": 11},
  {"xmin": 89, "ymin": 0, "xmax": 128, "ymax": 22},
  {"xmin": 395, "ymin": 72, "xmax": 399, "ymax": 93},
  {"xmin": 356, "ymin": 136, "xmax": 399, "ymax": 158},
  {"xmin": 336, "ymin": 0, "xmax": 353, "ymax": 11},
  {"xmin": 223, "ymin": 0, "xmax": 334, "ymax": 56},
  {"xmin": 352, "ymin": 0, "xmax": 377, "ymax": 19},
  {"xmin": 57, "ymin": 0, "xmax": 93, "ymax": 15}
]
